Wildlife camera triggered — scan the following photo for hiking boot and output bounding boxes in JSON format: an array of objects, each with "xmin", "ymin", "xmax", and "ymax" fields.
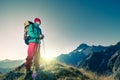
[
  {"xmin": 24, "ymin": 69, "xmax": 33, "ymax": 80},
  {"xmin": 26, "ymin": 69, "xmax": 32, "ymax": 74}
]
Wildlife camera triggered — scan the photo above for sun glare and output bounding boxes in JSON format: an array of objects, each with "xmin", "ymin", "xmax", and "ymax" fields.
[{"xmin": 42, "ymin": 53, "xmax": 55, "ymax": 61}]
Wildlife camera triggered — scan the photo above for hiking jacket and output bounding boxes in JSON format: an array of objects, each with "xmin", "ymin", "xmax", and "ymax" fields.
[{"xmin": 28, "ymin": 23, "xmax": 42, "ymax": 44}]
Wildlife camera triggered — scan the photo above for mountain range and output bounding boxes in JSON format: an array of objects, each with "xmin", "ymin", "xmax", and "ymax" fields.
[
  {"xmin": 57, "ymin": 42, "xmax": 120, "ymax": 80},
  {"xmin": 57, "ymin": 43, "xmax": 107, "ymax": 67},
  {"xmin": 0, "ymin": 59, "xmax": 24, "ymax": 73}
]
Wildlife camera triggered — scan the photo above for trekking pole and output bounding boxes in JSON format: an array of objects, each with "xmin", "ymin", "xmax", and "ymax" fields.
[
  {"xmin": 42, "ymin": 39, "xmax": 47, "ymax": 66},
  {"xmin": 42, "ymin": 39, "xmax": 46, "ymax": 56}
]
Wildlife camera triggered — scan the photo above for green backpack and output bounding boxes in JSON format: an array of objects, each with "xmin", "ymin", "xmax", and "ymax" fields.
[{"xmin": 24, "ymin": 21, "xmax": 34, "ymax": 45}]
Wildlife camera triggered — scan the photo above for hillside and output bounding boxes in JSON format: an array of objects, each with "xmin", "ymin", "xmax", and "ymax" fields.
[{"xmin": 0, "ymin": 59, "xmax": 91, "ymax": 80}]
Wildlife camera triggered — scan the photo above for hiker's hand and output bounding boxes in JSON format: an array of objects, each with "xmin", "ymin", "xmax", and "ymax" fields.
[{"xmin": 40, "ymin": 34, "xmax": 44, "ymax": 39}]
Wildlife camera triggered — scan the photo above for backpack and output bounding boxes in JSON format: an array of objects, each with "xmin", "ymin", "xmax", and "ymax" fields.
[{"xmin": 24, "ymin": 21, "xmax": 34, "ymax": 45}]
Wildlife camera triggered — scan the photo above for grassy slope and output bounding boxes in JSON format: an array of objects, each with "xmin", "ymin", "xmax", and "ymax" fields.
[
  {"xmin": 79, "ymin": 68, "xmax": 114, "ymax": 80},
  {"xmin": 0, "ymin": 59, "xmax": 92, "ymax": 80}
]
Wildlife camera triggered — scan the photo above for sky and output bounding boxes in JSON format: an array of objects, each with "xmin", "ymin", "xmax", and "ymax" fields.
[{"xmin": 0, "ymin": 0, "xmax": 120, "ymax": 60}]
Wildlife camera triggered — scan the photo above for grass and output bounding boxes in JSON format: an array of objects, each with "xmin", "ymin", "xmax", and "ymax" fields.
[{"xmin": 79, "ymin": 68, "xmax": 114, "ymax": 80}]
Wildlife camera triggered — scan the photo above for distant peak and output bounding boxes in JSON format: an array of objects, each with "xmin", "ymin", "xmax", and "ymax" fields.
[
  {"xmin": 76, "ymin": 43, "xmax": 89, "ymax": 50},
  {"xmin": 79, "ymin": 43, "xmax": 89, "ymax": 48},
  {"xmin": 116, "ymin": 41, "xmax": 120, "ymax": 45},
  {"xmin": 92, "ymin": 45, "xmax": 104, "ymax": 48},
  {"xmin": 80, "ymin": 43, "xmax": 88, "ymax": 47},
  {"xmin": 2, "ymin": 59, "xmax": 11, "ymax": 62}
]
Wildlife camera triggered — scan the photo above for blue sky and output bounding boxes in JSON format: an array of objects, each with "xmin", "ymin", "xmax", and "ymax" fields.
[{"xmin": 0, "ymin": 0, "xmax": 120, "ymax": 60}]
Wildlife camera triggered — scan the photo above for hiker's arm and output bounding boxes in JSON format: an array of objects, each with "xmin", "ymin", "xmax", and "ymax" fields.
[
  {"xmin": 39, "ymin": 28, "xmax": 44, "ymax": 39},
  {"xmin": 28, "ymin": 25, "xmax": 38, "ymax": 38}
]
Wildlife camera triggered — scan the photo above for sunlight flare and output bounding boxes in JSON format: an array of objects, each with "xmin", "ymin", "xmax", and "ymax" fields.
[{"xmin": 42, "ymin": 53, "xmax": 55, "ymax": 61}]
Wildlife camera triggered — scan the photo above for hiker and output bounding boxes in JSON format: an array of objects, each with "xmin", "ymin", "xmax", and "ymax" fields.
[{"xmin": 24, "ymin": 18, "xmax": 44, "ymax": 79}]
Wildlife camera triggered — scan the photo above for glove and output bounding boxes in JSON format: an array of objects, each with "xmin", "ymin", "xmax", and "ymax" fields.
[{"xmin": 40, "ymin": 34, "xmax": 44, "ymax": 39}]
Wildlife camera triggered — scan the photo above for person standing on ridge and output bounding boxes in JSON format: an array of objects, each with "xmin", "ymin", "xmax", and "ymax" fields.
[{"xmin": 25, "ymin": 18, "xmax": 44, "ymax": 79}]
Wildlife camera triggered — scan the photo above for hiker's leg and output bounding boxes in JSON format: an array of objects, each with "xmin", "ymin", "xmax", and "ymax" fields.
[
  {"xmin": 26, "ymin": 42, "xmax": 37, "ymax": 69},
  {"xmin": 34, "ymin": 44, "xmax": 40, "ymax": 71}
]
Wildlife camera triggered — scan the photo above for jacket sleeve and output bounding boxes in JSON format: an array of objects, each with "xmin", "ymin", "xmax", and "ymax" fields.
[
  {"xmin": 28, "ymin": 24, "xmax": 38, "ymax": 38},
  {"xmin": 39, "ymin": 27, "xmax": 42, "ymax": 35}
]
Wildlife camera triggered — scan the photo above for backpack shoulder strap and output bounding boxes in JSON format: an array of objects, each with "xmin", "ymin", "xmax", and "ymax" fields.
[{"xmin": 29, "ymin": 21, "xmax": 35, "ymax": 33}]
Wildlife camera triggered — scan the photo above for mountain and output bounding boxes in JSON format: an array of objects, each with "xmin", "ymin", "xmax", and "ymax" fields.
[
  {"xmin": 57, "ymin": 42, "xmax": 120, "ymax": 80},
  {"xmin": 0, "ymin": 60, "xmax": 91, "ymax": 80},
  {"xmin": 57, "ymin": 43, "xmax": 107, "ymax": 67},
  {"xmin": 0, "ymin": 59, "xmax": 24, "ymax": 73},
  {"xmin": 108, "ymin": 49, "xmax": 120, "ymax": 80},
  {"xmin": 78, "ymin": 42, "xmax": 120, "ymax": 80}
]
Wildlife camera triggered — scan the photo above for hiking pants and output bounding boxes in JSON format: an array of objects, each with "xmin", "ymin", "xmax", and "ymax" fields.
[{"xmin": 25, "ymin": 42, "xmax": 40, "ymax": 71}]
